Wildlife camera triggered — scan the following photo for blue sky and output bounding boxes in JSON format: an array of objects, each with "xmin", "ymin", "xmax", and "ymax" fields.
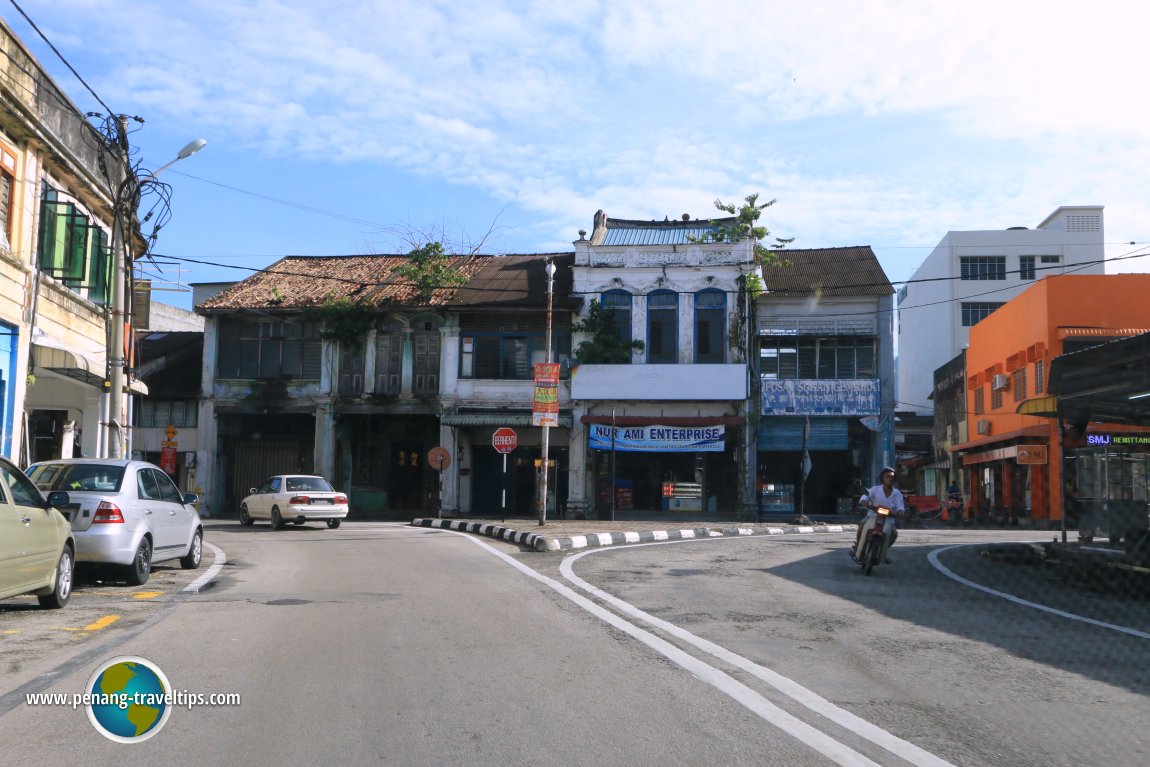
[{"xmin": 7, "ymin": 0, "xmax": 1150, "ymax": 311}]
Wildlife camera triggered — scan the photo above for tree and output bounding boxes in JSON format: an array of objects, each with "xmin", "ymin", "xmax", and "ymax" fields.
[
  {"xmin": 571, "ymin": 300, "xmax": 644, "ymax": 364},
  {"xmin": 394, "ymin": 241, "xmax": 467, "ymax": 300}
]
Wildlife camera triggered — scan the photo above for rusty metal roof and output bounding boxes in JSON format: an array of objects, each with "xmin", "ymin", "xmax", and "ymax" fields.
[
  {"xmin": 196, "ymin": 253, "xmax": 576, "ymax": 313},
  {"xmin": 761, "ymin": 246, "xmax": 893, "ymax": 297}
]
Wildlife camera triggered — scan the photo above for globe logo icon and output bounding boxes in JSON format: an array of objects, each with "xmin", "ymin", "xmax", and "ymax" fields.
[{"xmin": 84, "ymin": 656, "xmax": 173, "ymax": 742}]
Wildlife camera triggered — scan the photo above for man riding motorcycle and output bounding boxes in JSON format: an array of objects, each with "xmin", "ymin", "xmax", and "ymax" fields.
[{"xmin": 852, "ymin": 467, "xmax": 906, "ymax": 564}]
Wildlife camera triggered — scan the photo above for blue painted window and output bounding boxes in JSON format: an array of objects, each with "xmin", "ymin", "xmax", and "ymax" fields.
[
  {"xmin": 694, "ymin": 289, "xmax": 725, "ymax": 363},
  {"xmin": 647, "ymin": 290, "xmax": 677, "ymax": 364}
]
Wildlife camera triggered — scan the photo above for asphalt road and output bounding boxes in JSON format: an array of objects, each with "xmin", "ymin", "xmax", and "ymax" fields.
[{"xmin": 1, "ymin": 523, "xmax": 1147, "ymax": 766}]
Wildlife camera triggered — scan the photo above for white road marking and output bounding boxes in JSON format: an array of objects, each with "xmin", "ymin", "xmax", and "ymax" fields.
[
  {"xmin": 446, "ymin": 529, "xmax": 944, "ymax": 767},
  {"xmin": 927, "ymin": 545, "xmax": 1150, "ymax": 640},
  {"xmin": 560, "ymin": 539, "xmax": 956, "ymax": 767},
  {"xmin": 183, "ymin": 541, "xmax": 227, "ymax": 594}
]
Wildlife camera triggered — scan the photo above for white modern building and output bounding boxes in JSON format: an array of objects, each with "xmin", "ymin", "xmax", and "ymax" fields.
[{"xmin": 897, "ymin": 206, "xmax": 1105, "ymax": 415}]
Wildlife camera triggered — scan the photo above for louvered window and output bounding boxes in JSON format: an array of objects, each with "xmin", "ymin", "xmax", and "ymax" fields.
[
  {"xmin": 217, "ymin": 319, "xmax": 321, "ymax": 380},
  {"xmin": 413, "ymin": 331, "xmax": 440, "ymax": 396},
  {"xmin": 375, "ymin": 331, "xmax": 402, "ymax": 395}
]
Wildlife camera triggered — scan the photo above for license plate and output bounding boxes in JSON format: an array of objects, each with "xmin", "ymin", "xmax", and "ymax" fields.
[{"xmin": 310, "ymin": 499, "xmax": 330, "ymax": 505}]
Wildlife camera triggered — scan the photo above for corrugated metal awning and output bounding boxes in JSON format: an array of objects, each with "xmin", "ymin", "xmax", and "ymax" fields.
[{"xmin": 442, "ymin": 412, "xmax": 572, "ymax": 428}]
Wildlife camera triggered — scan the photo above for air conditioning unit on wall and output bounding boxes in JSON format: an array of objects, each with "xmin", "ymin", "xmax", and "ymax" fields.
[
  {"xmin": 977, "ymin": 419, "xmax": 992, "ymax": 435},
  {"xmin": 991, "ymin": 374, "xmax": 1010, "ymax": 391}
]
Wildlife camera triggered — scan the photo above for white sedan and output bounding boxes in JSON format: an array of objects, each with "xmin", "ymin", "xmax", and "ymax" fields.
[{"xmin": 239, "ymin": 475, "xmax": 349, "ymax": 529}]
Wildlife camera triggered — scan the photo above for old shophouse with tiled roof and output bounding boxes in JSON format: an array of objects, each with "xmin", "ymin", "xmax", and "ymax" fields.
[
  {"xmin": 190, "ymin": 211, "xmax": 898, "ymax": 523},
  {"xmin": 194, "ymin": 251, "xmax": 575, "ymax": 518}
]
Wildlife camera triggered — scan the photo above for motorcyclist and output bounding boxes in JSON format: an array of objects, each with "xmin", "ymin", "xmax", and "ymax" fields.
[{"xmin": 852, "ymin": 467, "xmax": 906, "ymax": 564}]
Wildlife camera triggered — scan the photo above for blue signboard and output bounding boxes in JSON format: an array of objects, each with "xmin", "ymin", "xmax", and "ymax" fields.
[
  {"xmin": 760, "ymin": 379, "xmax": 880, "ymax": 416},
  {"xmin": 589, "ymin": 424, "xmax": 725, "ymax": 452}
]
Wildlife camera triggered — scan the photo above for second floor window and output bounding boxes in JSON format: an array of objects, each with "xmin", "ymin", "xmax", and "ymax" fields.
[
  {"xmin": 1035, "ymin": 359, "xmax": 1045, "ymax": 394},
  {"xmin": 647, "ymin": 290, "xmax": 677, "ymax": 364},
  {"xmin": 601, "ymin": 290, "xmax": 633, "ymax": 347},
  {"xmin": 217, "ymin": 319, "xmax": 321, "ymax": 380},
  {"xmin": 961, "ymin": 302, "xmax": 1005, "ymax": 327},
  {"xmin": 37, "ymin": 182, "xmax": 114, "ymax": 304},
  {"xmin": 960, "ymin": 256, "xmax": 1006, "ymax": 280},
  {"xmin": 1013, "ymin": 368, "xmax": 1027, "ymax": 402},
  {"xmin": 459, "ymin": 332, "xmax": 570, "ymax": 380},
  {"xmin": 694, "ymin": 289, "xmax": 725, "ymax": 363},
  {"xmin": 1019, "ymin": 256, "xmax": 1036, "ymax": 281},
  {"xmin": 760, "ymin": 336, "xmax": 877, "ymax": 379}
]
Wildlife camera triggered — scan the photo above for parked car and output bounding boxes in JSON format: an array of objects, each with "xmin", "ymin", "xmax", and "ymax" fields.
[
  {"xmin": 239, "ymin": 475, "xmax": 349, "ymax": 529},
  {"xmin": 26, "ymin": 459, "xmax": 203, "ymax": 586},
  {"xmin": 0, "ymin": 456, "xmax": 75, "ymax": 608}
]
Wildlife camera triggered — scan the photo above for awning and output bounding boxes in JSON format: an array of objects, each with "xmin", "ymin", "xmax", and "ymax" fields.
[
  {"xmin": 1016, "ymin": 395, "xmax": 1059, "ymax": 418},
  {"xmin": 442, "ymin": 412, "xmax": 572, "ymax": 428},
  {"xmin": 923, "ymin": 459, "xmax": 951, "ymax": 470},
  {"xmin": 32, "ymin": 341, "xmax": 105, "ymax": 389},
  {"xmin": 31, "ymin": 341, "xmax": 149, "ymax": 394}
]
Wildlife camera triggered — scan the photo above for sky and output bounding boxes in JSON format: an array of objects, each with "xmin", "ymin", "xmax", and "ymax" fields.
[{"xmin": 5, "ymin": 0, "xmax": 1150, "ymax": 311}]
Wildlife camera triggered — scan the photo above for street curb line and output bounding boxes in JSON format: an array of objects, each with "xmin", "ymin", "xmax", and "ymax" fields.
[
  {"xmin": 412, "ymin": 519, "xmax": 856, "ymax": 552},
  {"xmin": 411, "ymin": 518, "xmax": 548, "ymax": 551}
]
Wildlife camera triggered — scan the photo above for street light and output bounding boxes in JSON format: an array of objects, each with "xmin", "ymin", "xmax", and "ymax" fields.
[
  {"xmin": 539, "ymin": 258, "xmax": 556, "ymax": 526},
  {"xmin": 105, "ymin": 137, "xmax": 207, "ymax": 458}
]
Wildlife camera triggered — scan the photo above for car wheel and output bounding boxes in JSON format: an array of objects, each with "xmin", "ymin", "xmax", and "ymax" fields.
[
  {"xmin": 271, "ymin": 506, "xmax": 284, "ymax": 530},
  {"xmin": 37, "ymin": 546, "xmax": 74, "ymax": 609},
  {"xmin": 125, "ymin": 538, "xmax": 152, "ymax": 586},
  {"xmin": 326, "ymin": 519, "xmax": 341, "ymax": 529},
  {"xmin": 238, "ymin": 504, "xmax": 253, "ymax": 526},
  {"xmin": 180, "ymin": 530, "xmax": 203, "ymax": 569}
]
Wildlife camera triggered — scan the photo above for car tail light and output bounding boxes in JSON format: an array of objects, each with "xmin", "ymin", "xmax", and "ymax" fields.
[
  {"xmin": 92, "ymin": 501, "xmax": 125, "ymax": 524},
  {"xmin": 334, "ymin": 494, "xmax": 348, "ymax": 504},
  {"xmin": 289, "ymin": 495, "xmax": 310, "ymax": 505}
]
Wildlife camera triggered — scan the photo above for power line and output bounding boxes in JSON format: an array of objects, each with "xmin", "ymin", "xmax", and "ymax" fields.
[{"xmin": 6, "ymin": 0, "xmax": 115, "ymax": 118}]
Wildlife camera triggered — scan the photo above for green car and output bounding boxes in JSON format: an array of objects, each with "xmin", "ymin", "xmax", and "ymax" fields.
[{"xmin": 0, "ymin": 456, "xmax": 75, "ymax": 608}]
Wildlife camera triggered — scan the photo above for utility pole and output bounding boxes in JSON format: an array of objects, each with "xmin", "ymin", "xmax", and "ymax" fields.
[{"xmin": 105, "ymin": 116, "xmax": 131, "ymax": 458}]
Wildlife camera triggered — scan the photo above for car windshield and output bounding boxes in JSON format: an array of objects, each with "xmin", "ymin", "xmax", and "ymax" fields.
[
  {"xmin": 28, "ymin": 463, "xmax": 125, "ymax": 493},
  {"xmin": 285, "ymin": 477, "xmax": 334, "ymax": 492}
]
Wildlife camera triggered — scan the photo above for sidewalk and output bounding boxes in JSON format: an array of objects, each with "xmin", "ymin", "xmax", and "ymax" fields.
[{"xmin": 411, "ymin": 516, "xmax": 859, "ymax": 552}]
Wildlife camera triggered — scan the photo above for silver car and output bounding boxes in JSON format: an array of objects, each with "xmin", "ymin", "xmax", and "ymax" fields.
[
  {"xmin": 239, "ymin": 475, "xmax": 349, "ymax": 529},
  {"xmin": 27, "ymin": 459, "xmax": 203, "ymax": 586}
]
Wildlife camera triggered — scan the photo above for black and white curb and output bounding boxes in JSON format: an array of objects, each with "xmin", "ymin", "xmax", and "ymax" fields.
[
  {"xmin": 413, "ymin": 519, "xmax": 855, "ymax": 553},
  {"xmin": 412, "ymin": 518, "xmax": 547, "ymax": 551}
]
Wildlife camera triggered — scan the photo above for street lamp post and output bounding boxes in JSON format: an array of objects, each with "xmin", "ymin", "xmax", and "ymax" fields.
[
  {"xmin": 539, "ymin": 259, "xmax": 556, "ymax": 526},
  {"xmin": 105, "ymin": 137, "xmax": 206, "ymax": 458}
]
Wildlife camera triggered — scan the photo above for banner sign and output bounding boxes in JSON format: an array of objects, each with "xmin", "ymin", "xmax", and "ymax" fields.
[
  {"xmin": 589, "ymin": 424, "xmax": 725, "ymax": 452},
  {"xmin": 761, "ymin": 378, "xmax": 880, "ymax": 416},
  {"xmin": 531, "ymin": 363, "xmax": 561, "ymax": 427}
]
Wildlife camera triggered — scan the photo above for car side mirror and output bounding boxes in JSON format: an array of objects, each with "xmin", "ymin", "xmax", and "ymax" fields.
[
  {"xmin": 183, "ymin": 493, "xmax": 199, "ymax": 505},
  {"xmin": 46, "ymin": 491, "xmax": 70, "ymax": 508}
]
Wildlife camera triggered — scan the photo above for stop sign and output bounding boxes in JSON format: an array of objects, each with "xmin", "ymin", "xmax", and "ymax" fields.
[{"xmin": 492, "ymin": 427, "xmax": 518, "ymax": 454}]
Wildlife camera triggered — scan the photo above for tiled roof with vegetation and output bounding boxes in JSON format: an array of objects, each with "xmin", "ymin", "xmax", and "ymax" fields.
[{"xmin": 196, "ymin": 253, "xmax": 575, "ymax": 313}]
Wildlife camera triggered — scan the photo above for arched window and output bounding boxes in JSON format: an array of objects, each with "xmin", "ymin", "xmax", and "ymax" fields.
[
  {"xmin": 695, "ymin": 289, "xmax": 726, "ymax": 363},
  {"xmin": 647, "ymin": 290, "xmax": 678, "ymax": 364},
  {"xmin": 601, "ymin": 290, "xmax": 633, "ymax": 351}
]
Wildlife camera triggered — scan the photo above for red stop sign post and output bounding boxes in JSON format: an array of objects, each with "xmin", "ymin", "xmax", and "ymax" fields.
[
  {"xmin": 492, "ymin": 427, "xmax": 518, "ymax": 453},
  {"xmin": 492, "ymin": 428, "xmax": 517, "ymax": 520}
]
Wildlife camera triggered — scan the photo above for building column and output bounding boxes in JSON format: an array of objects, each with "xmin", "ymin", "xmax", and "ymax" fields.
[
  {"xmin": 565, "ymin": 403, "xmax": 590, "ymax": 519},
  {"xmin": 439, "ymin": 421, "xmax": 459, "ymax": 516},
  {"xmin": 315, "ymin": 400, "xmax": 336, "ymax": 481}
]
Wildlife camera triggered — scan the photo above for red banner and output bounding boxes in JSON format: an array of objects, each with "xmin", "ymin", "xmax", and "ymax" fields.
[{"xmin": 531, "ymin": 363, "xmax": 560, "ymax": 427}]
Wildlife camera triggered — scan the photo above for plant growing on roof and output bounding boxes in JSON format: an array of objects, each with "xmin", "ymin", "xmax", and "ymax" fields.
[
  {"xmin": 393, "ymin": 241, "xmax": 467, "ymax": 301},
  {"xmin": 303, "ymin": 296, "xmax": 376, "ymax": 349},
  {"xmin": 690, "ymin": 193, "xmax": 793, "ymax": 267},
  {"xmin": 571, "ymin": 299, "xmax": 644, "ymax": 364}
]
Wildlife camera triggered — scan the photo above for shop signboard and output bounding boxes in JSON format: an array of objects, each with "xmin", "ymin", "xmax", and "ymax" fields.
[
  {"xmin": 760, "ymin": 379, "xmax": 880, "ymax": 416},
  {"xmin": 588, "ymin": 424, "xmax": 724, "ymax": 452}
]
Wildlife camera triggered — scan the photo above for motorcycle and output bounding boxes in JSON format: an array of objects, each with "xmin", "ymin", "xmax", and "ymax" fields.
[{"xmin": 856, "ymin": 505, "xmax": 895, "ymax": 576}]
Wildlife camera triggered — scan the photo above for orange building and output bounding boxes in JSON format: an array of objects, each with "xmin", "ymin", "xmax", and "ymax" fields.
[{"xmin": 952, "ymin": 274, "xmax": 1150, "ymax": 527}]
